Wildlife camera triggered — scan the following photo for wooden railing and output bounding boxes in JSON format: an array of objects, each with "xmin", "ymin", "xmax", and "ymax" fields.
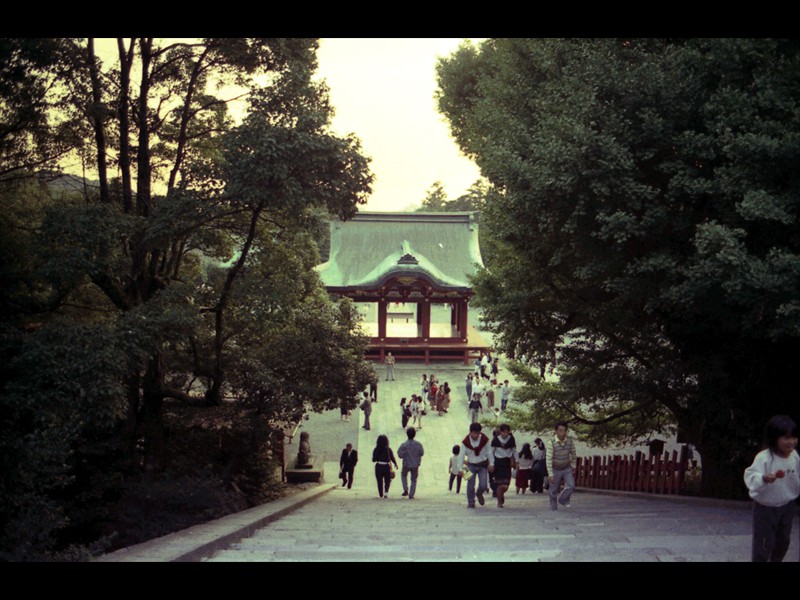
[{"xmin": 575, "ymin": 447, "xmax": 695, "ymax": 495}]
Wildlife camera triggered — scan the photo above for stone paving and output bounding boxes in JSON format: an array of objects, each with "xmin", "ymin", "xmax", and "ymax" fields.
[
  {"xmin": 96, "ymin": 359, "xmax": 799, "ymax": 562},
  {"xmin": 203, "ymin": 361, "xmax": 800, "ymax": 562}
]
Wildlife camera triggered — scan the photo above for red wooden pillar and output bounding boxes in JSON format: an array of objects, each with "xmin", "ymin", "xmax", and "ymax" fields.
[
  {"xmin": 420, "ymin": 298, "xmax": 431, "ymax": 341},
  {"xmin": 458, "ymin": 297, "xmax": 469, "ymax": 342},
  {"xmin": 378, "ymin": 300, "xmax": 387, "ymax": 340}
]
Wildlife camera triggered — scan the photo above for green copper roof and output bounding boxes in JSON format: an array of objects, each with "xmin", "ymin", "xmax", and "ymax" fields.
[{"xmin": 316, "ymin": 212, "xmax": 484, "ymax": 291}]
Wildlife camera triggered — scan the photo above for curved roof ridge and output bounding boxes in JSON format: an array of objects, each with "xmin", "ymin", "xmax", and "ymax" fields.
[
  {"xmin": 317, "ymin": 211, "xmax": 483, "ymax": 291},
  {"xmin": 346, "ymin": 245, "xmax": 465, "ymax": 289}
]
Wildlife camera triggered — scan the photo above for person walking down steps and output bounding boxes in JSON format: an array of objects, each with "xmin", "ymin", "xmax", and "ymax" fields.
[
  {"xmin": 400, "ymin": 397, "xmax": 411, "ymax": 429},
  {"xmin": 397, "ymin": 427, "xmax": 425, "ymax": 500},
  {"xmin": 339, "ymin": 443, "xmax": 358, "ymax": 490},
  {"xmin": 372, "ymin": 434, "xmax": 398, "ymax": 499},
  {"xmin": 360, "ymin": 392, "xmax": 372, "ymax": 431}
]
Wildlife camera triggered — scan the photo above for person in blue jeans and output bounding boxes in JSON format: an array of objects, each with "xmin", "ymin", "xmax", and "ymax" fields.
[
  {"xmin": 547, "ymin": 421, "xmax": 576, "ymax": 510},
  {"xmin": 458, "ymin": 422, "xmax": 495, "ymax": 508},
  {"xmin": 500, "ymin": 380, "xmax": 511, "ymax": 411}
]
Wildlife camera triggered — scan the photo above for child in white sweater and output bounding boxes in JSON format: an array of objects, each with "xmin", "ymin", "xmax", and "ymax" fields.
[
  {"xmin": 743, "ymin": 414, "xmax": 800, "ymax": 562},
  {"xmin": 448, "ymin": 445, "xmax": 465, "ymax": 493}
]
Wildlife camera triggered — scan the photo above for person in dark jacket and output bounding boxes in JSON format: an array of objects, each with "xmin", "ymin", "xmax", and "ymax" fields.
[
  {"xmin": 372, "ymin": 434, "xmax": 398, "ymax": 498},
  {"xmin": 401, "ymin": 397, "xmax": 411, "ymax": 428},
  {"xmin": 339, "ymin": 443, "xmax": 358, "ymax": 489},
  {"xmin": 530, "ymin": 437, "xmax": 548, "ymax": 493},
  {"xmin": 360, "ymin": 392, "xmax": 372, "ymax": 430}
]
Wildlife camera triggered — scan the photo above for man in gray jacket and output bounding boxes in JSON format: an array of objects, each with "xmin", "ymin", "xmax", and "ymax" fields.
[
  {"xmin": 397, "ymin": 427, "xmax": 425, "ymax": 499},
  {"xmin": 360, "ymin": 392, "xmax": 372, "ymax": 431}
]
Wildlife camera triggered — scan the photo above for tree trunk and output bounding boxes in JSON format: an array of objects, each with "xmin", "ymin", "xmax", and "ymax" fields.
[
  {"xmin": 86, "ymin": 38, "xmax": 109, "ymax": 204},
  {"xmin": 135, "ymin": 38, "xmax": 153, "ymax": 217},
  {"xmin": 696, "ymin": 444, "xmax": 750, "ymax": 500},
  {"xmin": 117, "ymin": 38, "xmax": 134, "ymax": 214},
  {"xmin": 205, "ymin": 200, "xmax": 267, "ymax": 406},
  {"xmin": 141, "ymin": 354, "xmax": 165, "ymax": 473},
  {"xmin": 167, "ymin": 46, "xmax": 210, "ymax": 195},
  {"xmin": 121, "ymin": 372, "xmax": 142, "ymax": 472},
  {"xmin": 676, "ymin": 411, "xmax": 749, "ymax": 500},
  {"xmin": 205, "ymin": 303, "xmax": 225, "ymax": 406}
]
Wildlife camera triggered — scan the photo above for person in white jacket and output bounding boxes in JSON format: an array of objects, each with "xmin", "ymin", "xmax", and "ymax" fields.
[
  {"xmin": 458, "ymin": 422, "xmax": 495, "ymax": 509},
  {"xmin": 743, "ymin": 414, "xmax": 800, "ymax": 562}
]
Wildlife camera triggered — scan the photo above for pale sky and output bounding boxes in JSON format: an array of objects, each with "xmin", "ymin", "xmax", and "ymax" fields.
[
  {"xmin": 316, "ymin": 38, "xmax": 483, "ymax": 212},
  {"xmin": 89, "ymin": 38, "xmax": 484, "ymax": 212}
]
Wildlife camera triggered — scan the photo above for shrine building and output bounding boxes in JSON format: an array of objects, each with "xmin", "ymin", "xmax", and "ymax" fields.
[{"xmin": 315, "ymin": 211, "xmax": 489, "ymax": 364}]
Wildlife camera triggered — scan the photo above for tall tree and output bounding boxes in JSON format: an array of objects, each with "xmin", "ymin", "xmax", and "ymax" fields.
[
  {"xmin": 0, "ymin": 39, "xmax": 86, "ymax": 183},
  {"xmin": 418, "ymin": 179, "xmax": 487, "ymax": 212},
  {"xmin": 420, "ymin": 181, "xmax": 448, "ymax": 210},
  {"xmin": 437, "ymin": 38, "xmax": 800, "ymax": 498},
  {"xmin": 0, "ymin": 37, "xmax": 374, "ymax": 557}
]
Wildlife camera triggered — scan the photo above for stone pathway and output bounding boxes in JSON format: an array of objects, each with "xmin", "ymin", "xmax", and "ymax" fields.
[{"xmin": 205, "ymin": 361, "xmax": 799, "ymax": 562}]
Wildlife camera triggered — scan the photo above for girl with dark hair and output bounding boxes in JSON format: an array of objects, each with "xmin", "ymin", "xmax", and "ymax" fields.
[
  {"xmin": 530, "ymin": 438, "xmax": 547, "ymax": 493},
  {"xmin": 490, "ymin": 424, "xmax": 518, "ymax": 507},
  {"xmin": 743, "ymin": 414, "xmax": 800, "ymax": 562},
  {"xmin": 400, "ymin": 397, "xmax": 411, "ymax": 428},
  {"xmin": 372, "ymin": 434, "xmax": 398, "ymax": 499},
  {"xmin": 515, "ymin": 443, "xmax": 534, "ymax": 494},
  {"xmin": 448, "ymin": 444, "xmax": 464, "ymax": 493}
]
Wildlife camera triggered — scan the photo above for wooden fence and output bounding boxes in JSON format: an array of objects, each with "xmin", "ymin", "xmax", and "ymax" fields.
[{"xmin": 575, "ymin": 446, "xmax": 696, "ymax": 495}]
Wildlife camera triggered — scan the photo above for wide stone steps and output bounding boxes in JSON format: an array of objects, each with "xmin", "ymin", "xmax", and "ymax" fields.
[
  {"xmin": 203, "ymin": 363, "xmax": 794, "ymax": 563},
  {"xmin": 206, "ymin": 480, "xmax": 761, "ymax": 562}
]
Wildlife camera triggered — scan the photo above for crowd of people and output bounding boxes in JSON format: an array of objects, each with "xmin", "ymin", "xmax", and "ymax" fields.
[
  {"xmin": 451, "ymin": 422, "xmax": 575, "ymax": 509},
  {"xmin": 465, "ymin": 353, "xmax": 512, "ymax": 424},
  {"xmin": 337, "ymin": 355, "xmax": 800, "ymax": 562},
  {"xmin": 334, "ymin": 354, "xmax": 580, "ymax": 513},
  {"xmin": 339, "ymin": 419, "xmax": 574, "ymax": 510}
]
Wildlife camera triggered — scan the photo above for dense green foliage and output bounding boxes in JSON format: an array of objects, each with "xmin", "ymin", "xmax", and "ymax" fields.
[
  {"xmin": 417, "ymin": 180, "xmax": 494, "ymax": 265},
  {"xmin": 418, "ymin": 179, "xmax": 488, "ymax": 212},
  {"xmin": 437, "ymin": 38, "xmax": 800, "ymax": 498},
  {"xmin": 0, "ymin": 38, "xmax": 374, "ymax": 559}
]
